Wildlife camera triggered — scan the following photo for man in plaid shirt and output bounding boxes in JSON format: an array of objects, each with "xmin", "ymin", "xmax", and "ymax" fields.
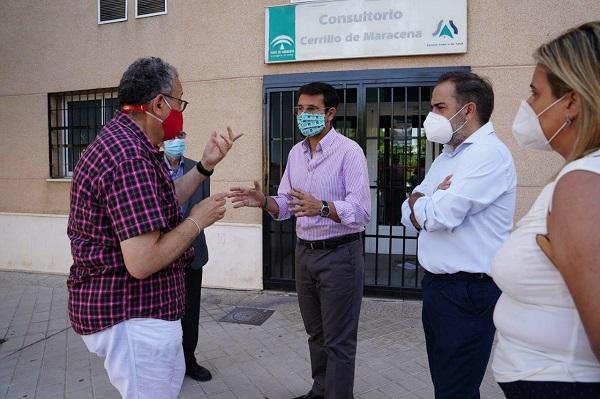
[{"xmin": 67, "ymin": 57, "xmax": 241, "ymax": 399}]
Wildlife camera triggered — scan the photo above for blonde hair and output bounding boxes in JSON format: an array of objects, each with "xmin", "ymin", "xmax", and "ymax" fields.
[{"xmin": 533, "ymin": 21, "xmax": 600, "ymax": 162}]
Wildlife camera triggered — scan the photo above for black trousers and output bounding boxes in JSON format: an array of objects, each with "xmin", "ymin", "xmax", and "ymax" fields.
[
  {"xmin": 421, "ymin": 271, "xmax": 501, "ymax": 399},
  {"xmin": 181, "ymin": 267, "xmax": 203, "ymax": 366},
  {"xmin": 295, "ymin": 239, "xmax": 364, "ymax": 399},
  {"xmin": 499, "ymin": 380, "xmax": 600, "ymax": 398}
]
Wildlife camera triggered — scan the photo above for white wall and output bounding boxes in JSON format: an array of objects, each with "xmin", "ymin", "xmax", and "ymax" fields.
[
  {"xmin": 0, "ymin": 213, "xmax": 263, "ymax": 290},
  {"xmin": 0, "ymin": 213, "xmax": 72, "ymax": 274},
  {"xmin": 203, "ymin": 223, "xmax": 263, "ymax": 290}
]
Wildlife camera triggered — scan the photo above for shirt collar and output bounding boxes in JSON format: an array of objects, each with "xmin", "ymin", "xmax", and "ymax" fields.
[
  {"xmin": 163, "ymin": 153, "xmax": 184, "ymax": 171},
  {"xmin": 113, "ymin": 111, "xmax": 162, "ymax": 157},
  {"xmin": 442, "ymin": 121, "xmax": 495, "ymax": 156},
  {"xmin": 301, "ymin": 127, "xmax": 338, "ymax": 154}
]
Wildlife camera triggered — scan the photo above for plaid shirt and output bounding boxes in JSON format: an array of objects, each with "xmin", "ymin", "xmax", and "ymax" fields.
[{"xmin": 67, "ymin": 111, "xmax": 193, "ymax": 335}]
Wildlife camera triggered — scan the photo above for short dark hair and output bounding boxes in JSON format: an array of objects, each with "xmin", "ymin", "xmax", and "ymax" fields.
[
  {"xmin": 437, "ymin": 72, "xmax": 494, "ymax": 124},
  {"xmin": 118, "ymin": 57, "xmax": 178, "ymax": 106},
  {"xmin": 298, "ymin": 82, "xmax": 340, "ymax": 109}
]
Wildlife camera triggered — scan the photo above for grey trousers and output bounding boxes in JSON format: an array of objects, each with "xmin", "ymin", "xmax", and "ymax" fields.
[{"xmin": 295, "ymin": 238, "xmax": 364, "ymax": 399}]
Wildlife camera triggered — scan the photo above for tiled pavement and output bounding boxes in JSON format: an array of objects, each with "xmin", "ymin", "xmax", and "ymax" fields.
[{"xmin": 0, "ymin": 271, "xmax": 504, "ymax": 399}]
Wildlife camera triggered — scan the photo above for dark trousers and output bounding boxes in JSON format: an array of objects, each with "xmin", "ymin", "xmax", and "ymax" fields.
[
  {"xmin": 181, "ymin": 267, "xmax": 203, "ymax": 366},
  {"xmin": 499, "ymin": 380, "xmax": 600, "ymax": 398},
  {"xmin": 295, "ymin": 239, "xmax": 364, "ymax": 399},
  {"xmin": 421, "ymin": 271, "xmax": 501, "ymax": 399}
]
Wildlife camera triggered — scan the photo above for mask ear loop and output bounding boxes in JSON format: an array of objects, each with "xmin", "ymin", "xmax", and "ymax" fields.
[
  {"xmin": 143, "ymin": 96, "xmax": 171, "ymax": 123},
  {"xmin": 449, "ymin": 103, "xmax": 470, "ymax": 134},
  {"xmin": 547, "ymin": 116, "xmax": 572, "ymax": 144},
  {"xmin": 536, "ymin": 94, "xmax": 567, "ymax": 118},
  {"xmin": 448, "ymin": 103, "xmax": 469, "ymax": 122}
]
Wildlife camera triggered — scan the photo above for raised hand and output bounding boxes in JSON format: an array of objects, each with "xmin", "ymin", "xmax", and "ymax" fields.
[
  {"xmin": 201, "ymin": 127, "xmax": 243, "ymax": 169},
  {"xmin": 229, "ymin": 181, "xmax": 265, "ymax": 209},
  {"xmin": 188, "ymin": 192, "xmax": 228, "ymax": 230},
  {"xmin": 287, "ymin": 188, "xmax": 321, "ymax": 217}
]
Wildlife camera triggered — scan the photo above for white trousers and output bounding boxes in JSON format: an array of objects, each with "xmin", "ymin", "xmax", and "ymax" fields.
[{"xmin": 81, "ymin": 318, "xmax": 185, "ymax": 399}]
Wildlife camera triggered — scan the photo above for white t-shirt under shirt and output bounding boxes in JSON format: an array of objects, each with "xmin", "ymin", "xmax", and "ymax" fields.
[{"xmin": 492, "ymin": 149, "xmax": 600, "ymax": 383}]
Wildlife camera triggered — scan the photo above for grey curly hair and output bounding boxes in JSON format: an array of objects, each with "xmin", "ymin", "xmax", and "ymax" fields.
[{"xmin": 118, "ymin": 57, "xmax": 178, "ymax": 106}]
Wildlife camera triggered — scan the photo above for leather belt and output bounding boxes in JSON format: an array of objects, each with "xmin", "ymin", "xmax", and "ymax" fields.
[
  {"xmin": 424, "ymin": 269, "xmax": 492, "ymax": 281},
  {"xmin": 298, "ymin": 233, "xmax": 361, "ymax": 250}
]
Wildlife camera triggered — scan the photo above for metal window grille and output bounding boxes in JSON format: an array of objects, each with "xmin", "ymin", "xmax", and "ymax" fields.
[
  {"xmin": 263, "ymin": 67, "xmax": 468, "ymax": 298},
  {"xmin": 98, "ymin": 0, "xmax": 127, "ymax": 24},
  {"xmin": 48, "ymin": 88, "xmax": 119, "ymax": 178},
  {"xmin": 136, "ymin": 0, "xmax": 167, "ymax": 18}
]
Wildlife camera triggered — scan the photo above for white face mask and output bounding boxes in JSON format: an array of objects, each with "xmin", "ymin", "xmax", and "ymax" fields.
[
  {"xmin": 511, "ymin": 95, "xmax": 568, "ymax": 151},
  {"xmin": 423, "ymin": 103, "xmax": 468, "ymax": 144}
]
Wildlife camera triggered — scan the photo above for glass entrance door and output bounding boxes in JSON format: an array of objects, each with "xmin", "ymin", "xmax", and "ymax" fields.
[
  {"xmin": 263, "ymin": 86, "xmax": 359, "ymax": 290},
  {"xmin": 262, "ymin": 67, "xmax": 465, "ymax": 298},
  {"xmin": 363, "ymin": 86, "xmax": 441, "ymax": 294}
]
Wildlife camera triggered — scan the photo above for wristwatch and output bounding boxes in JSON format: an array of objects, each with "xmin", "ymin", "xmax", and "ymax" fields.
[
  {"xmin": 320, "ymin": 200, "xmax": 330, "ymax": 218},
  {"xmin": 196, "ymin": 161, "xmax": 214, "ymax": 177}
]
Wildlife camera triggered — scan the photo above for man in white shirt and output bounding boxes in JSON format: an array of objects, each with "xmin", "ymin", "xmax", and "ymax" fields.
[{"xmin": 401, "ymin": 72, "xmax": 516, "ymax": 399}]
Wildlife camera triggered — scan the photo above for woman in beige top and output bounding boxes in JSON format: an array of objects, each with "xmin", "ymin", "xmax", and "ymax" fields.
[{"xmin": 491, "ymin": 21, "xmax": 600, "ymax": 398}]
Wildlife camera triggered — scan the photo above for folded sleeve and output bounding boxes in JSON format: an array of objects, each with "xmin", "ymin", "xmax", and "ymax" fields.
[
  {"xmin": 103, "ymin": 158, "xmax": 169, "ymax": 241},
  {"xmin": 332, "ymin": 146, "xmax": 371, "ymax": 228}
]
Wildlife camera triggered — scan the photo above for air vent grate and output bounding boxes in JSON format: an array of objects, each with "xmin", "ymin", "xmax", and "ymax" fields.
[
  {"xmin": 98, "ymin": 0, "xmax": 127, "ymax": 24},
  {"xmin": 136, "ymin": 0, "xmax": 167, "ymax": 18}
]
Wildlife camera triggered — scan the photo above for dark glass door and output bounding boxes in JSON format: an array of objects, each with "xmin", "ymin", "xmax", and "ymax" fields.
[{"xmin": 263, "ymin": 67, "xmax": 465, "ymax": 298}]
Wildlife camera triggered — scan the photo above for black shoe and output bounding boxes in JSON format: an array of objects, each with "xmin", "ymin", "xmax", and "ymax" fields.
[
  {"xmin": 185, "ymin": 362, "xmax": 212, "ymax": 382},
  {"xmin": 293, "ymin": 391, "xmax": 324, "ymax": 399}
]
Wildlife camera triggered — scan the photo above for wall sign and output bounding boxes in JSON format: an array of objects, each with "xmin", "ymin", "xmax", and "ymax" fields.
[{"xmin": 266, "ymin": 0, "xmax": 467, "ymax": 63}]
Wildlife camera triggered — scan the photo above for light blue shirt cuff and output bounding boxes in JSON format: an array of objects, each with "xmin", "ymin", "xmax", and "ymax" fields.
[
  {"xmin": 400, "ymin": 199, "xmax": 412, "ymax": 227},
  {"xmin": 400, "ymin": 199, "xmax": 418, "ymax": 234},
  {"xmin": 412, "ymin": 196, "xmax": 428, "ymax": 230}
]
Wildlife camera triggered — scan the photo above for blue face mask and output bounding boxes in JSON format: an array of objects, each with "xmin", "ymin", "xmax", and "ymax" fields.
[
  {"xmin": 163, "ymin": 138, "xmax": 186, "ymax": 159},
  {"xmin": 297, "ymin": 112, "xmax": 326, "ymax": 137}
]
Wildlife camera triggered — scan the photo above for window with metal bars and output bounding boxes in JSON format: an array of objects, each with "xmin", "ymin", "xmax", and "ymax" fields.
[
  {"xmin": 136, "ymin": 0, "xmax": 167, "ymax": 18},
  {"xmin": 98, "ymin": 0, "xmax": 127, "ymax": 24},
  {"xmin": 48, "ymin": 89, "xmax": 119, "ymax": 178}
]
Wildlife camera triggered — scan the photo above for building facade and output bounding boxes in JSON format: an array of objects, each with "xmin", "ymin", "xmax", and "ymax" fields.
[{"xmin": 0, "ymin": 0, "xmax": 596, "ymax": 295}]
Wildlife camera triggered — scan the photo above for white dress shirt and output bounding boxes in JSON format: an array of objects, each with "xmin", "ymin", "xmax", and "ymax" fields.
[{"xmin": 401, "ymin": 122, "xmax": 517, "ymax": 275}]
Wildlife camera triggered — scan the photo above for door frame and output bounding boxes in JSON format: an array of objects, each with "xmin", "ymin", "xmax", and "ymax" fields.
[{"xmin": 262, "ymin": 66, "xmax": 470, "ymax": 298}]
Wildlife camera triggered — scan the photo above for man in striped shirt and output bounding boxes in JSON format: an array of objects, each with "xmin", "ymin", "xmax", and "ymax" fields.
[{"xmin": 230, "ymin": 82, "xmax": 371, "ymax": 399}]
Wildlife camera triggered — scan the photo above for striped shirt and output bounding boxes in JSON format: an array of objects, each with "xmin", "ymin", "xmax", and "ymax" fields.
[
  {"xmin": 272, "ymin": 128, "xmax": 371, "ymax": 240},
  {"xmin": 67, "ymin": 111, "xmax": 193, "ymax": 335},
  {"xmin": 163, "ymin": 154, "xmax": 188, "ymax": 215}
]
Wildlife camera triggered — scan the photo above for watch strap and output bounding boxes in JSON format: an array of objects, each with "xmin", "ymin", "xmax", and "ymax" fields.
[{"xmin": 196, "ymin": 161, "xmax": 214, "ymax": 177}]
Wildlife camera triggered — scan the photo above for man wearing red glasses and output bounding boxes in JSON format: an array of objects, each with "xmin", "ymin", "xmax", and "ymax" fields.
[{"xmin": 67, "ymin": 57, "xmax": 241, "ymax": 398}]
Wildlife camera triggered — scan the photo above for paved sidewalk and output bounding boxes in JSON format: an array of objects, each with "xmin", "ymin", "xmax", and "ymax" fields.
[{"xmin": 0, "ymin": 271, "xmax": 504, "ymax": 399}]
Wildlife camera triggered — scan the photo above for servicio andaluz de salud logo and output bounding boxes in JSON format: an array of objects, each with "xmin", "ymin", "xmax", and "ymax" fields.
[{"xmin": 432, "ymin": 19, "xmax": 458, "ymax": 38}]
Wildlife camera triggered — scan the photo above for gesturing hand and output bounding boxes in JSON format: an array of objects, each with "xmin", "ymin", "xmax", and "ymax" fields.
[
  {"xmin": 188, "ymin": 192, "xmax": 228, "ymax": 230},
  {"xmin": 229, "ymin": 181, "xmax": 265, "ymax": 209},
  {"xmin": 201, "ymin": 127, "xmax": 243, "ymax": 170},
  {"xmin": 288, "ymin": 188, "xmax": 322, "ymax": 218}
]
